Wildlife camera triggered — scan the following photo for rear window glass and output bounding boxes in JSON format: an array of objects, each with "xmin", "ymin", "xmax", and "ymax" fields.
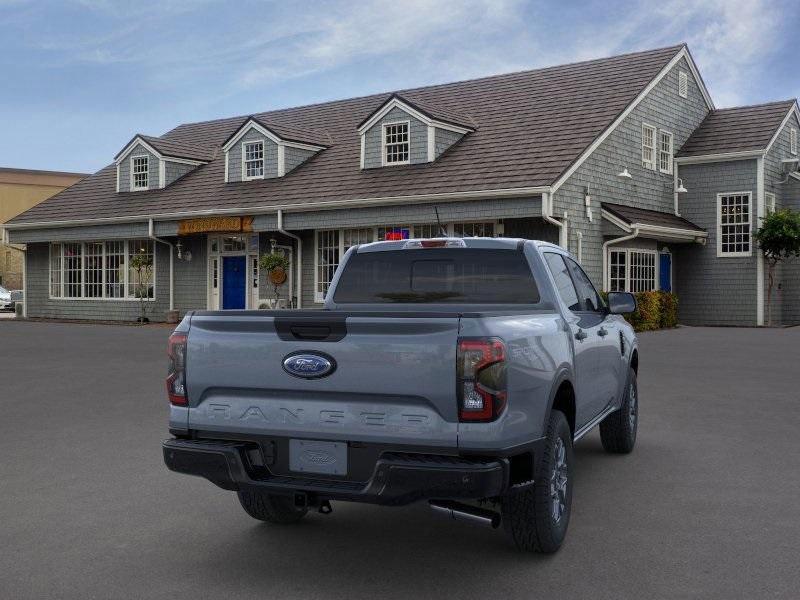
[{"xmin": 332, "ymin": 248, "xmax": 540, "ymax": 304}]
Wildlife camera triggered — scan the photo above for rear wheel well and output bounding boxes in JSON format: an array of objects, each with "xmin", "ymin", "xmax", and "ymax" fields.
[
  {"xmin": 630, "ymin": 349, "xmax": 639, "ymax": 374},
  {"xmin": 551, "ymin": 380, "xmax": 576, "ymax": 437}
]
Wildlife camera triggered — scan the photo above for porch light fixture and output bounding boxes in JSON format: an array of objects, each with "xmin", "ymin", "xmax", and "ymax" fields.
[
  {"xmin": 175, "ymin": 240, "xmax": 192, "ymax": 262},
  {"xmin": 617, "ymin": 167, "xmax": 633, "ymax": 180},
  {"xmin": 675, "ymin": 178, "xmax": 688, "ymax": 194}
]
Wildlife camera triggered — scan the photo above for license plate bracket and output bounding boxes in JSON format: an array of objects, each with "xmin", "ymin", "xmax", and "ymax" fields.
[{"xmin": 289, "ymin": 439, "xmax": 348, "ymax": 476}]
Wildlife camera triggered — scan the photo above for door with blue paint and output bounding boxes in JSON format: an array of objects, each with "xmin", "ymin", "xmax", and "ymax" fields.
[
  {"xmin": 659, "ymin": 253, "xmax": 672, "ymax": 292},
  {"xmin": 222, "ymin": 256, "xmax": 246, "ymax": 309}
]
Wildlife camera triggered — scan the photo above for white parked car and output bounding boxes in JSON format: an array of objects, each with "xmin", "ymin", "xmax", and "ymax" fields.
[{"xmin": 0, "ymin": 285, "xmax": 13, "ymax": 311}]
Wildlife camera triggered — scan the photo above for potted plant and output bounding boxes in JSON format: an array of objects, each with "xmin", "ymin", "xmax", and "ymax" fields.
[
  {"xmin": 129, "ymin": 251, "xmax": 153, "ymax": 323},
  {"xmin": 259, "ymin": 252, "xmax": 291, "ymax": 308}
]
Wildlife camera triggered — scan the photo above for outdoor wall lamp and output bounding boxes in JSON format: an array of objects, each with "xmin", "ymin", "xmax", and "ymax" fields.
[
  {"xmin": 675, "ymin": 178, "xmax": 688, "ymax": 193},
  {"xmin": 175, "ymin": 240, "xmax": 192, "ymax": 262},
  {"xmin": 617, "ymin": 167, "xmax": 633, "ymax": 180}
]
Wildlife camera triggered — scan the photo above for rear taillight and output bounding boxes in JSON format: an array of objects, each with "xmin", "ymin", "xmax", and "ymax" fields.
[
  {"xmin": 457, "ymin": 337, "xmax": 507, "ymax": 422},
  {"xmin": 167, "ymin": 332, "xmax": 188, "ymax": 406}
]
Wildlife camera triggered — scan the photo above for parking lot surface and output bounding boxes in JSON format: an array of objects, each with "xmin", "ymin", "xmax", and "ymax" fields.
[{"xmin": 1, "ymin": 321, "xmax": 798, "ymax": 599}]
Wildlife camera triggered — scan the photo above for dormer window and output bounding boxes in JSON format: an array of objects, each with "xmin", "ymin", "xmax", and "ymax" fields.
[
  {"xmin": 383, "ymin": 122, "xmax": 410, "ymax": 165},
  {"xmin": 131, "ymin": 156, "xmax": 149, "ymax": 190},
  {"xmin": 243, "ymin": 141, "xmax": 265, "ymax": 179}
]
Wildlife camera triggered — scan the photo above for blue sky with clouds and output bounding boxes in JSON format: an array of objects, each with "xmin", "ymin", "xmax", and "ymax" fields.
[{"xmin": 1, "ymin": 0, "xmax": 798, "ymax": 172}]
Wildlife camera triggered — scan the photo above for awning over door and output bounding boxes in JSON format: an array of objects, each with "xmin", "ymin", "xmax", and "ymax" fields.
[{"xmin": 601, "ymin": 203, "xmax": 707, "ymax": 243}]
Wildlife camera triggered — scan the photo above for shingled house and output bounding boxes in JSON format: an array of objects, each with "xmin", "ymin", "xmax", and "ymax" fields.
[{"xmin": 3, "ymin": 44, "xmax": 799, "ymax": 325}]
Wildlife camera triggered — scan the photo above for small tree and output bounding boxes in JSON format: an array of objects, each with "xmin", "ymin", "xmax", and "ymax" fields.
[
  {"xmin": 754, "ymin": 208, "xmax": 800, "ymax": 326},
  {"xmin": 129, "ymin": 251, "xmax": 153, "ymax": 323},
  {"xmin": 259, "ymin": 252, "xmax": 291, "ymax": 308}
]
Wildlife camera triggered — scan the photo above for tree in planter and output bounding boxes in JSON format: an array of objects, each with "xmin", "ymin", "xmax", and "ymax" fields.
[
  {"xmin": 129, "ymin": 251, "xmax": 154, "ymax": 323},
  {"xmin": 259, "ymin": 252, "xmax": 291, "ymax": 308},
  {"xmin": 754, "ymin": 208, "xmax": 800, "ymax": 326}
]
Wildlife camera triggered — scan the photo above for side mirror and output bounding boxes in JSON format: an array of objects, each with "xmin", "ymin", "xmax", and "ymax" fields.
[{"xmin": 607, "ymin": 291, "xmax": 637, "ymax": 315}]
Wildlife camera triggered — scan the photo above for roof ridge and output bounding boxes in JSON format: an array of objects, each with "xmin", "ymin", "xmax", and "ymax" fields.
[
  {"xmin": 166, "ymin": 44, "xmax": 686, "ymax": 134},
  {"xmin": 712, "ymin": 99, "xmax": 797, "ymax": 112}
]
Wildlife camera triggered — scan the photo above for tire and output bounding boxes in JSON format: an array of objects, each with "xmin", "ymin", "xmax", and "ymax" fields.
[
  {"xmin": 501, "ymin": 410, "xmax": 573, "ymax": 553},
  {"xmin": 599, "ymin": 367, "xmax": 638, "ymax": 454},
  {"xmin": 237, "ymin": 489, "xmax": 308, "ymax": 524}
]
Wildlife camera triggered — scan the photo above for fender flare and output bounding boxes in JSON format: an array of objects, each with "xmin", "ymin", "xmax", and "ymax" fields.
[{"xmin": 543, "ymin": 364, "xmax": 576, "ymax": 434}]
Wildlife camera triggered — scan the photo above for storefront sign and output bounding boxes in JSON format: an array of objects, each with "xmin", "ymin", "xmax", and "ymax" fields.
[{"xmin": 177, "ymin": 216, "xmax": 254, "ymax": 235}]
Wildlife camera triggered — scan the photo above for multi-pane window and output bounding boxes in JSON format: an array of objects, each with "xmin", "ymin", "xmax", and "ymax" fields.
[
  {"xmin": 790, "ymin": 128, "xmax": 797, "ymax": 155},
  {"xmin": 316, "ymin": 229, "xmax": 340, "ymax": 300},
  {"xmin": 383, "ymin": 122, "xmax": 410, "ymax": 165},
  {"xmin": 343, "ymin": 228, "xmax": 374, "ymax": 251},
  {"xmin": 642, "ymin": 123, "xmax": 656, "ymax": 170},
  {"xmin": 49, "ymin": 240, "xmax": 155, "ymax": 299},
  {"xmin": 131, "ymin": 156, "xmax": 149, "ymax": 190},
  {"xmin": 377, "ymin": 226, "xmax": 411, "ymax": 241},
  {"xmin": 678, "ymin": 71, "xmax": 688, "ymax": 98},
  {"xmin": 766, "ymin": 192, "xmax": 776, "ymax": 215},
  {"xmin": 659, "ymin": 131, "xmax": 674, "ymax": 174},
  {"xmin": 718, "ymin": 193, "xmax": 752, "ymax": 256},
  {"xmin": 608, "ymin": 249, "xmax": 657, "ymax": 293},
  {"xmin": 413, "ymin": 224, "xmax": 446, "ymax": 238},
  {"xmin": 454, "ymin": 222, "xmax": 494, "ymax": 237},
  {"xmin": 243, "ymin": 141, "xmax": 264, "ymax": 178}
]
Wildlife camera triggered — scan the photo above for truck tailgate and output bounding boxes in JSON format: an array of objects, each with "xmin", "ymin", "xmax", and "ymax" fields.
[{"xmin": 185, "ymin": 312, "xmax": 460, "ymax": 447}]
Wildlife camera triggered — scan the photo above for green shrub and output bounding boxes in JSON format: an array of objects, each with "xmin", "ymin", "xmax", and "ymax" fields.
[
  {"xmin": 658, "ymin": 292, "xmax": 678, "ymax": 328},
  {"xmin": 601, "ymin": 289, "xmax": 678, "ymax": 332}
]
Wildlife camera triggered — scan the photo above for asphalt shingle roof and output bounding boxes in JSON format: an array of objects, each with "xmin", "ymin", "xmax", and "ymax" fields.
[
  {"xmin": 677, "ymin": 100, "xmax": 797, "ymax": 157},
  {"xmin": 11, "ymin": 45, "xmax": 686, "ymax": 225},
  {"xmin": 603, "ymin": 202, "xmax": 705, "ymax": 232}
]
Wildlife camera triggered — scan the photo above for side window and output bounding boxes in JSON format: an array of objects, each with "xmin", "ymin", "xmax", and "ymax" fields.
[
  {"xmin": 544, "ymin": 253, "xmax": 580, "ymax": 311},
  {"xmin": 564, "ymin": 257, "xmax": 603, "ymax": 312}
]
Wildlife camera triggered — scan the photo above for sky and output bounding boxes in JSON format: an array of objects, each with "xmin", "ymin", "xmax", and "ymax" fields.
[{"xmin": 1, "ymin": 0, "xmax": 798, "ymax": 173}]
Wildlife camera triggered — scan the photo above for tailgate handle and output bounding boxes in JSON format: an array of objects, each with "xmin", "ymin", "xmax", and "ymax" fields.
[{"xmin": 290, "ymin": 325, "xmax": 332, "ymax": 340}]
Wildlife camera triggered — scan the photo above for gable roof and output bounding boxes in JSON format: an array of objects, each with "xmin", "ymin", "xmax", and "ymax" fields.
[
  {"xmin": 221, "ymin": 116, "xmax": 331, "ymax": 150},
  {"xmin": 114, "ymin": 134, "xmax": 216, "ymax": 163},
  {"xmin": 10, "ymin": 44, "xmax": 690, "ymax": 226},
  {"xmin": 677, "ymin": 100, "xmax": 798, "ymax": 158},
  {"xmin": 356, "ymin": 93, "xmax": 475, "ymax": 132},
  {"xmin": 602, "ymin": 202, "xmax": 705, "ymax": 232}
]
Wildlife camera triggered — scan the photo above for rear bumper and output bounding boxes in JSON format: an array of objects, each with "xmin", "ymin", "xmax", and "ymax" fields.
[{"xmin": 163, "ymin": 438, "xmax": 510, "ymax": 506}]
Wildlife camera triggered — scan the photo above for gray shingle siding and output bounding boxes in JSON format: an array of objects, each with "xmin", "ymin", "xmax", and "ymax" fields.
[
  {"xmin": 764, "ymin": 110, "xmax": 800, "ymax": 325},
  {"xmin": 9, "ymin": 223, "xmax": 150, "ymax": 244},
  {"xmin": 117, "ymin": 142, "xmax": 159, "ymax": 192},
  {"xmin": 284, "ymin": 146, "xmax": 317, "ymax": 174},
  {"xmin": 554, "ymin": 58, "xmax": 709, "ymax": 286},
  {"xmin": 363, "ymin": 107, "xmax": 427, "ymax": 168},
  {"xmin": 164, "ymin": 161, "xmax": 195, "ymax": 186},
  {"xmin": 434, "ymin": 128, "xmax": 463, "ymax": 159},
  {"xmin": 226, "ymin": 128, "xmax": 279, "ymax": 182},
  {"xmin": 674, "ymin": 160, "xmax": 758, "ymax": 326}
]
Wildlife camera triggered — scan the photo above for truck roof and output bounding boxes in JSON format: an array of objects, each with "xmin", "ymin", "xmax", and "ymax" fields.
[{"xmin": 355, "ymin": 237, "xmax": 557, "ymax": 253}]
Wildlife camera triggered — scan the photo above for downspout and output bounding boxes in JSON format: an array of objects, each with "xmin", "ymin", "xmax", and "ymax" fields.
[
  {"xmin": 576, "ymin": 231, "xmax": 583, "ymax": 263},
  {"xmin": 148, "ymin": 219, "xmax": 174, "ymax": 312},
  {"xmin": 673, "ymin": 162, "xmax": 681, "ymax": 216},
  {"xmin": 602, "ymin": 228, "xmax": 639, "ymax": 292},
  {"xmin": 541, "ymin": 192, "xmax": 566, "ymax": 248},
  {"xmin": 277, "ymin": 209, "xmax": 302, "ymax": 309}
]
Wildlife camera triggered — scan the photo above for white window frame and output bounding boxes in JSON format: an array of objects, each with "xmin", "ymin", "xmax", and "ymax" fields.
[
  {"xmin": 130, "ymin": 155, "xmax": 149, "ymax": 191},
  {"xmin": 659, "ymin": 130, "xmax": 674, "ymax": 174},
  {"xmin": 678, "ymin": 70, "xmax": 688, "ymax": 99},
  {"xmin": 48, "ymin": 240, "xmax": 156, "ymax": 301},
  {"xmin": 717, "ymin": 192, "xmax": 753, "ymax": 257},
  {"xmin": 242, "ymin": 140, "xmax": 265, "ymax": 180},
  {"xmin": 382, "ymin": 120, "xmax": 411, "ymax": 166},
  {"xmin": 790, "ymin": 127, "xmax": 797, "ymax": 155},
  {"xmin": 606, "ymin": 248, "xmax": 659, "ymax": 293},
  {"xmin": 642, "ymin": 123, "xmax": 657, "ymax": 170},
  {"xmin": 765, "ymin": 192, "xmax": 776, "ymax": 214},
  {"xmin": 313, "ymin": 221, "xmax": 501, "ymax": 303}
]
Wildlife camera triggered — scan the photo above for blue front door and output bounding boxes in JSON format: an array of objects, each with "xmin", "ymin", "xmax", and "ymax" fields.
[
  {"xmin": 222, "ymin": 256, "xmax": 246, "ymax": 309},
  {"xmin": 659, "ymin": 253, "xmax": 672, "ymax": 292}
]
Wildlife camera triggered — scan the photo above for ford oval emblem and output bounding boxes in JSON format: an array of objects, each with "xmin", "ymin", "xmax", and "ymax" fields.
[{"xmin": 282, "ymin": 352, "xmax": 336, "ymax": 379}]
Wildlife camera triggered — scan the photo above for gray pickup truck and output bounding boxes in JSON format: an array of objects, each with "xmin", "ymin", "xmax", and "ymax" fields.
[{"xmin": 163, "ymin": 238, "xmax": 639, "ymax": 553}]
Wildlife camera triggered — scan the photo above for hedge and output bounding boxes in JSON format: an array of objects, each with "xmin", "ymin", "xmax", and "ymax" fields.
[{"xmin": 600, "ymin": 290, "xmax": 678, "ymax": 332}]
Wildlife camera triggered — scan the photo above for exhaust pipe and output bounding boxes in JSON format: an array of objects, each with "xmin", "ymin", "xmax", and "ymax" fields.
[{"xmin": 429, "ymin": 500, "xmax": 501, "ymax": 529}]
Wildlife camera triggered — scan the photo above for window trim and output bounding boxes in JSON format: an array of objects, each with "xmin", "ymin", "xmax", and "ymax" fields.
[
  {"xmin": 606, "ymin": 248, "xmax": 659, "ymax": 293},
  {"xmin": 313, "ymin": 221, "xmax": 501, "ymax": 303},
  {"xmin": 48, "ymin": 240, "xmax": 156, "ymax": 301},
  {"xmin": 790, "ymin": 127, "xmax": 797, "ymax": 155},
  {"xmin": 130, "ymin": 155, "xmax": 150, "ymax": 191},
  {"xmin": 642, "ymin": 123, "xmax": 657, "ymax": 170},
  {"xmin": 381, "ymin": 120, "xmax": 411, "ymax": 166},
  {"xmin": 241, "ymin": 139, "xmax": 266, "ymax": 181},
  {"xmin": 658, "ymin": 130, "xmax": 674, "ymax": 174},
  {"xmin": 765, "ymin": 192, "xmax": 776, "ymax": 214},
  {"xmin": 678, "ymin": 70, "xmax": 688, "ymax": 99},
  {"xmin": 716, "ymin": 191, "xmax": 753, "ymax": 258}
]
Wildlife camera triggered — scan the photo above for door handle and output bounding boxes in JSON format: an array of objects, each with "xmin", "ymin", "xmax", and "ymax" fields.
[
  {"xmin": 574, "ymin": 329, "xmax": 588, "ymax": 341},
  {"xmin": 598, "ymin": 327, "xmax": 608, "ymax": 337}
]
